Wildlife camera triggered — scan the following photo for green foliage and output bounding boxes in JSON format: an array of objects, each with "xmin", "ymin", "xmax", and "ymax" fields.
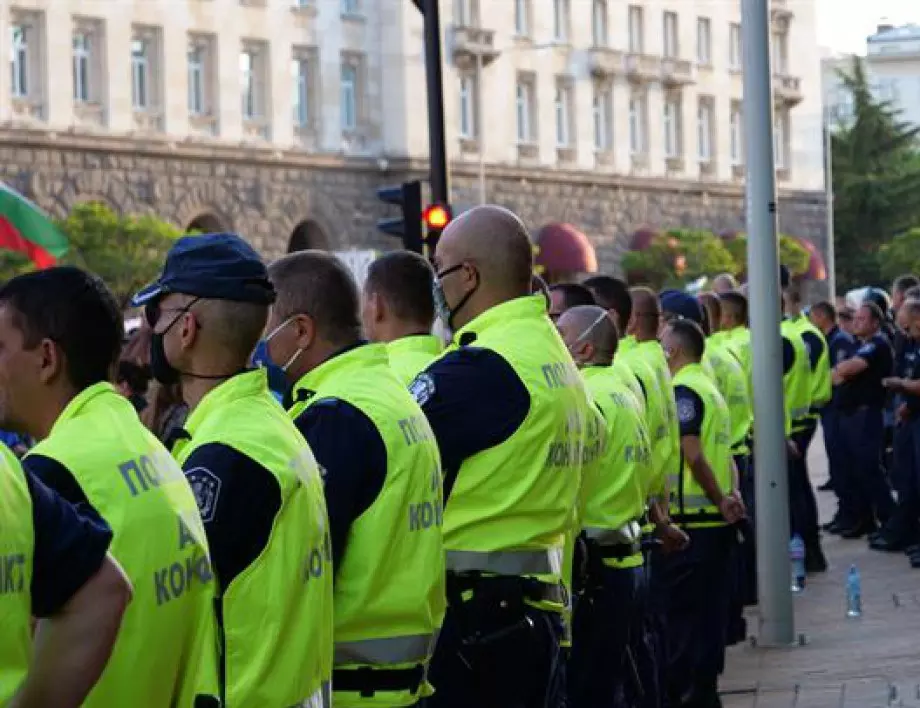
[
  {"xmin": 0, "ymin": 202, "xmax": 185, "ymax": 305},
  {"xmin": 832, "ymin": 56, "xmax": 920, "ymax": 289},
  {"xmin": 623, "ymin": 229, "xmax": 812, "ymax": 289},
  {"xmin": 722, "ymin": 234, "xmax": 811, "ymax": 279},
  {"xmin": 878, "ymin": 228, "xmax": 920, "ymax": 283}
]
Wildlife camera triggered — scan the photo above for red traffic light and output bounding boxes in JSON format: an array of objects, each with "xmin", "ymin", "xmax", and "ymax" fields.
[{"xmin": 423, "ymin": 204, "xmax": 452, "ymax": 230}]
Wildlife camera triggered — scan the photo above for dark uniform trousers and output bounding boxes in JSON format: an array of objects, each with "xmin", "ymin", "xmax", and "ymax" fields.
[
  {"xmin": 568, "ymin": 563, "xmax": 643, "ymax": 707},
  {"xmin": 787, "ymin": 420, "xmax": 821, "ymax": 551},
  {"xmin": 884, "ymin": 421, "xmax": 919, "ymax": 543},
  {"xmin": 728, "ymin": 454, "xmax": 754, "ymax": 646},
  {"xmin": 821, "ymin": 407, "xmax": 842, "ymax": 503},
  {"xmin": 426, "ymin": 576, "xmax": 565, "ymax": 708},
  {"xmin": 632, "ymin": 547, "xmax": 665, "ymax": 708},
  {"xmin": 656, "ymin": 525, "xmax": 736, "ymax": 708},
  {"xmin": 837, "ymin": 406, "xmax": 895, "ymax": 527}
]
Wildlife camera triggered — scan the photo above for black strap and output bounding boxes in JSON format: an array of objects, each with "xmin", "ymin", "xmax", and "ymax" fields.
[
  {"xmin": 672, "ymin": 511, "xmax": 725, "ymax": 524},
  {"xmin": 595, "ymin": 541, "xmax": 641, "ymax": 560},
  {"xmin": 332, "ymin": 665, "xmax": 425, "ymax": 698},
  {"xmin": 446, "ymin": 572, "xmax": 566, "ymax": 606}
]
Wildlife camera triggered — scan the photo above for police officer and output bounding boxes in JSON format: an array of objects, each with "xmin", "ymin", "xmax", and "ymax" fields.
[
  {"xmin": 583, "ymin": 275, "xmax": 633, "ymax": 343},
  {"xmin": 807, "ymin": 301, "xmax": 856, "ymax": 515},
  {"xmin": 266, "ymin": 251, "xmax": 445, "ymax": 708},
  {"xmin": 0, "ymin": 462, "xmax": 129, "ymax": 707},
  {"xmin": 719, "ymin": 291, "xmax": 751, "ymax": 376},
  {"xmin": 0, "ymin": 267, "xmax": 216, "ymax": 707},
  {"xmin": 711, "ymin": 273, "xmax": 739, "ymax": 295},
  {"xmin": 833, "ymin": 302, "xmax": 896, "ymax": 538},
  {"xmin": 133, "ymin": 234, "xmax": 333, "ymax": 708},
  {"xmin": 882, "ymin": 299, "xmax": 920, "ymax": 567},
  {"xmin": 362, "ymin": 251, "xmax": 445, "ymax": 385},
  {"xmin": 558, "ymin": 305, "xmax": 650, "ymax": 707},
  {"xmin": 659, "ymin": 318, "xmax": 743, "ymax": 708},
  {"xmin": 414, "ymin": 205, "xmax": 594, "ymax": 708},
  {"xmin": 549, "ymin": 283, "xmax": 596, "ymax": 322},
  {"xmin": 783, "ymin": 284, "xmax": 830, "ymax": 571}
]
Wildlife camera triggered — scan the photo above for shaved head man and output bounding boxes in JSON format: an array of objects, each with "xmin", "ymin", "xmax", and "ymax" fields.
[
  {"xmin": 558, "ymin": 305, "xmax": 619, "ymax": 366},
  {"xmin": 712, "ymin": 273, "xmax": 738, "ymax": 294},
  {"xmin": 418, "ymin": 205, "xmax": 595, "ymax": 708}
]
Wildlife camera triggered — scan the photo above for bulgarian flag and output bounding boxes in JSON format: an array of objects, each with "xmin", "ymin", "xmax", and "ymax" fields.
[{"xmin": 0, "ymin": 183, "xmax": 69, "ymax": 268}]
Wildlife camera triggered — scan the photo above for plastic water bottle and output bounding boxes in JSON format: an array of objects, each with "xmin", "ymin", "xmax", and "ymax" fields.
[
  {"xmin": 846, "ymin": 565, "xmax": 862, "ymax": 618},
  {"xmin": 789, "ymin": 534, "xmax": 806, "ymax": 592}
]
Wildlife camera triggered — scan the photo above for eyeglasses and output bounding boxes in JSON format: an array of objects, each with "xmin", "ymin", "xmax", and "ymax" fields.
[{"xmin": 145, "ymin": 297, "xmax": 200, "ymax": 329}]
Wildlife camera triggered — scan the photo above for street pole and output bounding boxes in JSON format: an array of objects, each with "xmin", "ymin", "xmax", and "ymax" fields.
[
  {"xmin": 824, "ymin": 108, "xmax": 837, "ymax": 299},
  {"xmin": 476, "ymin": 51, "xmax": 486, "ymax": 204},
  {"xmin": 741, "ymin": 0, "xmax": 795, "ymax": 647},
  {"xmin": 421, "ymin": 0, "xmax": 450, "ymax": 206}
]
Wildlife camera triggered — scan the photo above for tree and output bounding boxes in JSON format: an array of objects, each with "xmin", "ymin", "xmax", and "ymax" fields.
[
  {"xmin": 623, "ymin": 229, "xmax": 738, "ymax": 290},
  {"xmin": 722, "ymin": 234, "xmax": 811, "ymax": 281},
  {"xmin": 832, "ymin": 56, "xmax": 920, "ymax": 289},
  {"xmin": 0, "ymin": 202, "xmax": 185, "ymax": 306},
  {"xmin": 878, "ymin": 228, "xmax": 920, "ymax": 283}
]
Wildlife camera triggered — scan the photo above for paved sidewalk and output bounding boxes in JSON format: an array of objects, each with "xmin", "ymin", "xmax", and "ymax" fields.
[{"xmin": 721, "ymin": 438, "xmax": 920, "ymax": 708}]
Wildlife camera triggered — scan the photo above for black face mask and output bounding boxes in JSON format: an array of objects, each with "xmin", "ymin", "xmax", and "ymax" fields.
[
  {"xmin": 150, "ymin": 330, "xmax": 180, "ymax": 385},
  {"xmin": 433, "ymin": 264, "xmax": 479, "ymax": 333}
]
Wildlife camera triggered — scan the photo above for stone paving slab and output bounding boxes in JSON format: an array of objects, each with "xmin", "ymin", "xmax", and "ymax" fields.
[{"xmin": 720, "ymin": 437, "xmax": 920, "ymax": 707}]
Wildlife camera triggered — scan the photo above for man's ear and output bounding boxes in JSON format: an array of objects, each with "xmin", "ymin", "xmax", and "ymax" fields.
[
  {"xmin": 369, "ymin": 292, "xmax": 385, "ymax": 324},
  {"xmin": 292, "ymin": 313, "xmax": 316, "ymax": 350},
  {"xmin": 36, "ymin": 338, "xmax": 64, "ymax": 385}
]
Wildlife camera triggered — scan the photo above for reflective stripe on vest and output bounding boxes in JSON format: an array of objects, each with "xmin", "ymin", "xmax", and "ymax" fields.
[
  {"xmin": 584, "ymin": 520, "xmax": 641, "ymax": 545},
  {"xmin": 288, "ymin": 681, "xmax": 331, "ymax": 708},
  {"xmin": 334, "ymin": 634, "xmax": 435, "ymax": 665},
  {"xmin": 446, "ymin": 548, "xmax": 564, "ymax": 575}
]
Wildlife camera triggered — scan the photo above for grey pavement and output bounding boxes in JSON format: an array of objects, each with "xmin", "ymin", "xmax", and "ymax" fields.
[{"xmin": 721, "ymin": 433, "xmax": 920, "ymax": 708}]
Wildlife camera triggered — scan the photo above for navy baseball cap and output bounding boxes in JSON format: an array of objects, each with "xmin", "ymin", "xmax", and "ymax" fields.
[
  {"xmin": 659, "ymin": 289, "xmax": 704, "ymax": 324},
  {"xmin": 131, "ymin": 233, "xmax": 276, "ymax": 308}
]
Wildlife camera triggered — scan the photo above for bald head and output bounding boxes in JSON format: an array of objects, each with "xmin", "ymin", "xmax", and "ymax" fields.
[
  {"xmin": 557, "ymin": 304, "xmax": 618, "ymax": 366},
  {"xmin": 628, "ymin": 286, "xmax": 659, "ymax": 339},
  {"xmin": 437, "ymin": 205, "xmax": 533, "ymax": 295},
  {"xmin": 712, "ymin": 273, "xmax": 738, "ymax": 294}
]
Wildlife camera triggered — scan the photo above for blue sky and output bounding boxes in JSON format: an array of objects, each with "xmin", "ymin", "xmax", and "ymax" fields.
[{"xmin": 818, "ymin": 0, "xmax": 919, "ymax": 52}]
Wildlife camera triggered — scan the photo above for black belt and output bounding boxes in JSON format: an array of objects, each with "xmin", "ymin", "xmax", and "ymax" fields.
[
  {"xmin": 332, "ymin": 664, "xmax": 425, "ymax": 698},
  {"xmin": 595, "ymin": 540, "xmax": 641, "ymax": 560},
  {"xmin": 672, "ymin": 511, "xmax": 724, "ymax": 525},
  {"xmin": 446, "ymin": 572, "xmax": 566, "ymax": 606}
]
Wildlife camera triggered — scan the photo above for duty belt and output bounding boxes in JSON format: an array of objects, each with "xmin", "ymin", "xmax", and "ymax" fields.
[
  {"xmin": 332, "ymin": 665, "xmax": 425, "ymax": 699},
  {"xmin": 445, "ymin": 548, "xmax": 563, "ymax": 576},
  {"xmin": 446, "ymin": 572, "xmax": 567, "ymax": 607}
]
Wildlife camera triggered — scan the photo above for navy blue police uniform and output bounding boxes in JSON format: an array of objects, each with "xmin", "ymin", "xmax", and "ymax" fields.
[
  {"xmin": 820, "ymin": 325, "xmax": 857, "ymax": 501},
  {"xmin": 836, "ymin": 333, "xmax": 896, "ymax": 534}
]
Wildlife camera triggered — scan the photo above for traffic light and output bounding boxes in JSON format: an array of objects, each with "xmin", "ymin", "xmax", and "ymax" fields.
[
  {"xmin": 422, "ymin": 203, "xmax": 453, "ymax": 256},
  {"xmin": 377, "ymin": 180, "xmax": 423, "ymax": 254}
]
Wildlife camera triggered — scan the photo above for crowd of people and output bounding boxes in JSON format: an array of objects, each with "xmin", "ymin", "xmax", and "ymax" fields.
[{"xmin": 0, "ymin": 203, "xmax": 909, "ymax": 708}]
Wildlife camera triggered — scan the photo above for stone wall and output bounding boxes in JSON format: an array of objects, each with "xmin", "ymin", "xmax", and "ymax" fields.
[{"xmin": 0, "ymin": 130, "xmax": 828, "ymax": 296}]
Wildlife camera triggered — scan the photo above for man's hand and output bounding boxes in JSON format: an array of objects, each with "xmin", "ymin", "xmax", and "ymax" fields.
[
  {"xmin": 719, "ymin": 495, "xmax": 746, "ymax": 524},
  {"xmin": 655, "ymin": 522, "xmax": 690, "ymax": 554},
  {"xmin": 832, "ymin": 369, "xmax": 845, "ymax": 386},
  {"xmin": 883, "ymin": 377, "xmax": 905, "ymax": 392}
]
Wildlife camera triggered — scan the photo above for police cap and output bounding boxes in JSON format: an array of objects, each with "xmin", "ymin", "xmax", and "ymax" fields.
[
  {"xmin": 659, "ymin": 289, "xmax": 704, "ymax": 325},
  {"xmin": 131, "ymin": 233, "xmax": 276, "ymax": 308}
]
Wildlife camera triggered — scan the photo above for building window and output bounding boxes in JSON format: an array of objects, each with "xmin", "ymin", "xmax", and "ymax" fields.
[
  {"xmin": 592, "ymin": 0, "xmax": 608, "ymax": 47},
  {"xmin": 10, "ymin": 25, "xmax": 28, "ymax": 98},
  {"xmin": 459, "ymin": 73, "xmax": 477, "ymax": 139},
  {"xmin": 240, "ymin": 42, "xmax": 268, "ymax": 124},
  {"xmin": 187, "ymin": 34, "xmax": 216, "ymax": 128},
  {"xmin": 663, "ymin": 95, "xmax": 682, "ymax": 158},
  {"xmin": 774, "ymin": 109, "xmax": 789, "ymax": 168},
  {"xmin": 454, "ymin": 0, "xmax": 477, "ymax": 27},
  {"xmin": 663, "ymin": 12, "xmax": 679, "ymax": 58},
  {"xmin": 72, "ymin": 30, "xmax": 93, "ymax": 103},
  {"xmin": 515, "ymin": 74, "xmax": 536, "ymax": 143},
  {"xmin": 292, "ymin": 55, "xmax": 311, "ymax": 129},
  {"xmin": 514, "ymin": 0, "xmax": 530, "ymax": 36},
  {"xmin": 188, "ymin": 43, "xmax": 205, "ymax": 115},
  {"xmin": 341, "ymin": 0, "xmax": 360, "ymax": 15},
  {"xmin": 553, "ymin": 0, "xmax": 569, "ymax": 42},
  {"xmin": 730, "ymin": 101, "xmax": 743, "ymax": 165},
  {"xmin": 555, "ymin": 79, "xmax": 573, "ymax": 147},
  {"xmin": 729, "ymin": 23, "xmax": 742, "ymax": 70},
  {"xmin": 697, "ymin": 98, "xmax": 714, "ymax": 162},
  {"xmin": 628, "ymin": 6, "xmax": 644, "ymax": 53},
  {"xmin": 629, "ymin": 93, "xmax": 646, "ymax": 155},
  {"xmin": 593, "ymin": 83, "xmax": 613, "ymax": 152},
  {"xmin": 131, "ymin": 36, "xmax": 152, "ymax": 110},
  {"xmin": 697, "ymin": 18, "xmax": 711, "ymax": 65},
  {"xmin": 771, "ymin": 32, "xmax": 788, "ymax": 74},
  {"xmin": 340, "ymin": 60, "xmax": 360, "ymax": 132}
]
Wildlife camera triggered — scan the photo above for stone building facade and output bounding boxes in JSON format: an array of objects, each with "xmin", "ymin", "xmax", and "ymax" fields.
[{"xmin": 0, "ymin": 130, "xmax": 827, "ymax": 287}]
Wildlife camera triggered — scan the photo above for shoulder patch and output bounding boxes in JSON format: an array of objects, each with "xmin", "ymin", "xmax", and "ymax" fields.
[
  {"xmin": 409, "ymin": 373, "xmax": 437, "ymax": 407},
  {"xmin": 677, "ymin": 396, "xmax": 698, "ymax": 424},
  {"xmin": 184, "ymin": 467, "xmax": 222, "ymax": 523}
]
